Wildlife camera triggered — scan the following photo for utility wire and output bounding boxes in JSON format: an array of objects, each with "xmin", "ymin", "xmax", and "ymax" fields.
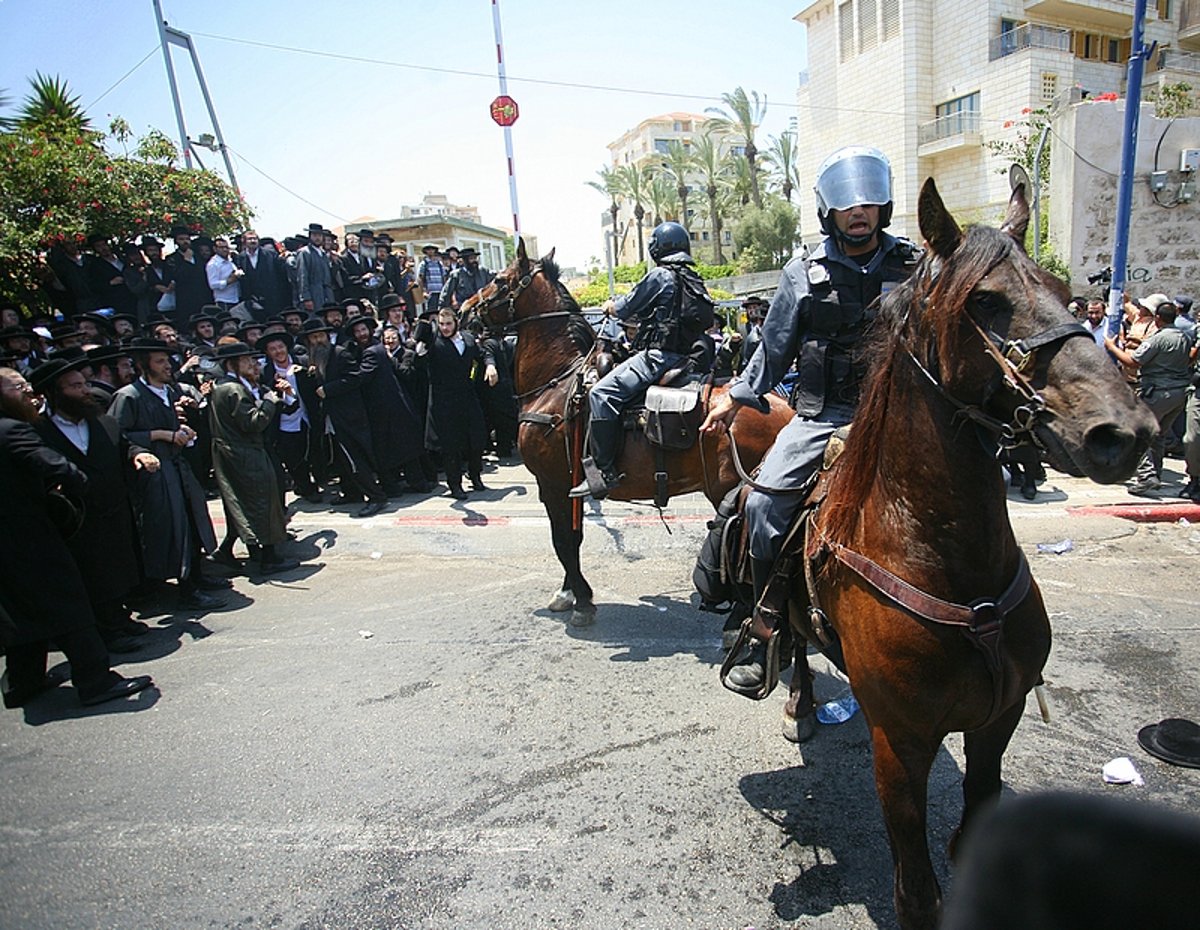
[
  {"xmin": 86, "ymin": 48, "xmax": 159, "ymax": 110},
  {"xmin": 225, "ymin": 144, "xmax": 350, "ymax": 223}
]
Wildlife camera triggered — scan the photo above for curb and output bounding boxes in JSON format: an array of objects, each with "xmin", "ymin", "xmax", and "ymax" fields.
[{"xmin": 1068, "ymin": 500, "xmax": 1200, "ymax": 522}]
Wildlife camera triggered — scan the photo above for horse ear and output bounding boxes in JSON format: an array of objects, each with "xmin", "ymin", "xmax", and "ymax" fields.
[
  {"xmin": 918, "ymin": 177, "xmax": 961, "ymax": 259},
  {"xmin": 517, "ymin": 237, "xmax": 529, "ymax": 270},
  {"xmin": 543, "ymin": 246, "xmax": 556, "ymax": 264},
  {"xmin": 1000, "ymin": 183, "xmax": 1031, "ymax": 251}
]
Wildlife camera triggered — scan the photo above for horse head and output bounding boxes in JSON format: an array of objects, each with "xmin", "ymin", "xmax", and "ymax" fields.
[
  {"xmin": 464, "ymin": 238, "xmax": 559, "ymax": 333},
  {"xmin": 911, "ymin": 178, "xmax": 1154, "ymax": 483}
]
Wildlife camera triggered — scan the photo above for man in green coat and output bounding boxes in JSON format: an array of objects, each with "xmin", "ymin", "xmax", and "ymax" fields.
[{"xmin": 209, "ymin": 342, "xmax": 300, "ymax": 574}]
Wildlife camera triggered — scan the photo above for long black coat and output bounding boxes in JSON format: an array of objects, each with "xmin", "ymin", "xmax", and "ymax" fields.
[
  {"xmin": 419, "ymin": 332, "xmax": 487, "ymax": 457},
  {"xmin": 356, "ymin": 342, "xmax": 424, "ymax": 469},
  {"xmin": 34, "ymin": 413, "xmax": 143, "ymax": 605},
  {"xmin": 109, "ymin": 379, "xmax": 217, "ymax": 578},
  {"xmin": 0, "ymin": 417, "xmax": 95, "ymax": 647},
  {"xmin": 235, "ymin": 248, "xmax": 290, "ymax": 319},
  {"xmin": 165, "ymin": 252, "xmax": 212, "ymax": 327},
  {"xmin": 209, "ymin": 375, "xmax": 286, "ymax": 547},
  {"xmin": 318, "ymin": 344, "xmax": 375, "ymax": 458}
]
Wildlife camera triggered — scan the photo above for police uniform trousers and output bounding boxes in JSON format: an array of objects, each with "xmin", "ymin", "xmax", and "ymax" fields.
[
  {"xmin": 1184, "ymin": 388, "xmax": 1200, "ymax": 482},
  {"xmin": 588, "ymin": 348, "xmax": 684, "ymax": 422},
  {"xmin": 744, "ymin": 401, "xmax": 855, "ymax": 562},
  {"xmin": 1136, "ymin": 386, "xmax": 1189, "ymax": 482}
]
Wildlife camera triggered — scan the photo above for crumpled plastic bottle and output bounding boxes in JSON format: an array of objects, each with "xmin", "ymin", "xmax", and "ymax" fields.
[{"xmin": 816, "ymin": 692, "xmax": 860, "ymax": 724}]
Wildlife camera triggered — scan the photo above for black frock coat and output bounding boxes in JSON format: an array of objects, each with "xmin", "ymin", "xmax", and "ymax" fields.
[{"xmin": 419, "ymin": 332, "xmax": 487, "ymax": 457}]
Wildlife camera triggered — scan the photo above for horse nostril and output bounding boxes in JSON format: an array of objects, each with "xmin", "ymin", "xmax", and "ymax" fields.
[{"xmin": 1083, "ymin": 422, "xmax": 1137, "ymax": 471}]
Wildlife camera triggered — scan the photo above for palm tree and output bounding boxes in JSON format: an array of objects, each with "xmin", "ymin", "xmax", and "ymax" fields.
[
  {"xmin": 706, "ymin": 86, "xmax": 768, "ymax": 209},
  {"xmin": 660, "ymin": 140, "xmax": 696, "ymax": 229},
  {"xmin": 728, "ymin": 154, "xmax": 753, "ymax": 207},
  {"xmin": 764, "ymin": 131, "xmax": 801, "ymax": 204},
  {"xmin": 615, "ymin": 163, "xmax": 653, "ymax": 263},
  {"xmin": 8, "ymin": 73, "xmax": 90, "ymax": 135},
  {"xmin": 691, "ymin": 130, "xmax": 733, "ymax": 264},
  {"xmin": 586, "ymin": 165, "xmax": 624, "ymax": 262},
  {"xmin": 645, "ymin": 173, "xmax": 677, "ymax": 227}
]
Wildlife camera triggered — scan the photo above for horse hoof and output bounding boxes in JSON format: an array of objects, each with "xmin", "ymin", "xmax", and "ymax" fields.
[
  {"xmin": 782, "ymin": 711, "xmax": 817, "ymax": 744},
  {"xmin": 568, "ymin": 607, "xmax": 596, "ymax": 628},
  {"xmin": 548, "ymin": 590, "xmax": 575, "ymax": 612}
]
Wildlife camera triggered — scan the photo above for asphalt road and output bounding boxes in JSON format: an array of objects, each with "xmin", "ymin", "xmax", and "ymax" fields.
[{"xmin": 2, "ymin": 458, "xmax": 1199, "ymax": 929}]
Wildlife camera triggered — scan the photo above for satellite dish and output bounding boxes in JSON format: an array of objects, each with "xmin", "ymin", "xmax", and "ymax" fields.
[{"xmin": 1009, "ymin": 163, "xmax": 1031, "ymax": 196}]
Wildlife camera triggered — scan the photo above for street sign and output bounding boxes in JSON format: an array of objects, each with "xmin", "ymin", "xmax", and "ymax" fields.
[{"xmin": 490, "ymin": 95, "xmax": 519, "ymax": 127}]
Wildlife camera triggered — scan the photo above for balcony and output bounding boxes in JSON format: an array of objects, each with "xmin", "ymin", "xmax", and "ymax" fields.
[
  {"xmin": 917, "ymin": 111, "xmax": 982, "ymax": 156},
  {"xmin": 1024, "ymin": 0, "xmax": 1132, "ymax": 33},
  {"xmin": 1181, "ymin": 0, "xmax": 1200, "ymax": 50},
  {"xmin": 989, "ymin": 23, "xmax": 1072, "ymax": 61},
  {"xmin": 1159, "ymin": 48, "xmax": 1200, "ymax": 74}
]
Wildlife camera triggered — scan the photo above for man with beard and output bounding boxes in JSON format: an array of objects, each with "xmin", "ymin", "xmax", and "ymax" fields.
[
  {"xmin": 297, "ymin": 224, "xmax": 334, "ymax": 313},
  {"xmin": 235, "ymin": 229, "xmax": 288, "ymax": 321},
  {"xmin": 301, "ymin": 318, "xmax": 388, "ymax": 517},
  {"xmin": 209, "ymin": 342, "xmax": 299, "ymax": 574},
  {"xmin": 85, "ymin": 344, "xmax": 135, "ymax": 407},
  {"xmin": 83, "ymin": 235, "xmax": 138, "ymax": 316},
  {"xmin": 442, "ymin": 247, "xmax": 493, "ymax": 312},
  {"xmin": 339, "ymin": 317, "xmax": 429, "ymax": 495},
  {"xmin": 108, "ymin": 338, "xmax": 225, "ymax": 609},
  {"xmin": 0, "ymin": 367, "xmax": 154, "ymax": 708},
  {"xmin": 165, "ymin": 226, "xmax": 213, "ymax": 328},
  {"xmin": 259, "ymin": 330, "xmax": 321, "ymax": 504},
  {"xmin": 32, "ymin": 359, "xmax": 159, "ymax": 653}
]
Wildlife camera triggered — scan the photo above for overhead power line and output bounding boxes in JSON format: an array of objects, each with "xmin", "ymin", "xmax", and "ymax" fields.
[
  {"xmin": 87, "ymin": 48, "xmax": 159, "ymax": 110},
  {"xmin": 225, "ymin": 144, "xmax": 350, "ymax": 223}
]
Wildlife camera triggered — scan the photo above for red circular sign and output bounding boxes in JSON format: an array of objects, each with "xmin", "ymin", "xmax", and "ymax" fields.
[{"xmin": 490, "ymin": 95, "xmax": 519, "ymax": 127}]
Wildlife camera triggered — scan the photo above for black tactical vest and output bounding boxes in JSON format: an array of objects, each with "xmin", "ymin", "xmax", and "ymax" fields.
[{"xmin": 791, "ymin": 240, "xmax": 919, "ymax": 417}]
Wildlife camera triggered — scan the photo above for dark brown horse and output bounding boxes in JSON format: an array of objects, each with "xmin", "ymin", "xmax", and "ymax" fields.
[
  {"xmin": 771, "ymin": 180, "xmax": 1156, "ymax": 930},
  {"xmin": 463, "ymin": 242, "xmax": 793, "ymax": 627}
]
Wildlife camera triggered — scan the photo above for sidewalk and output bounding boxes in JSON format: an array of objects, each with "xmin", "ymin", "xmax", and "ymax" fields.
[{"xmin": 1014, "ymin": 460, "xmax": 1200, "ymax": 523}]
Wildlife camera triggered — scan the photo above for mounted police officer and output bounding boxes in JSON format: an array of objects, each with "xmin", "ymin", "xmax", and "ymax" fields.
[
  {"xmin": 700, "ymin": 145, "xmax": 921, "ymax": 695},
  {"xmin": 570, "ymin": 221, "xmax": 711, "ymax": 499}
]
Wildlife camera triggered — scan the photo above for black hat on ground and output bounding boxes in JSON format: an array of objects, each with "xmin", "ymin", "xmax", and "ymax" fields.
[
  {"xmin": 215, "ymin": 341, "xmax": 256, "ymax": 362},
  {"xmin": 257, "ymin": 331, "xmax": 294, "ymax": 353},
  {"xmin": 29, "ymin": 356, "xmax": 90, "ymax": 394},
  {"xmin": 299, "ymin": 318, "xmax": 337, "ymax": 338},
  {"xmin": 1138, "ymin": 718, "xmax": 1200, "ymax": 768}
]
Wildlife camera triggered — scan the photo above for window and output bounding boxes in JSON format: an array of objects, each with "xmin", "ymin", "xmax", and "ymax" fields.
[
  {"xmin": 1157, "ymin": 0, "xmax": 1171, "ymax": 19},
  {"xmin": 654, "ymin": 138, "xmax": 671, "ymax": 154},
  {"xmin": 839, "ymin": 0, "xmax": 855, "ymax": 60},
  {"xmin": 934, "ymin": 91, "xmax": 981, "ymax": 137},
  {"xmin": 859, "ymin": 0, "xmax": 878, "ymax": 51},
  {"xmin": 881, "ymin": 0, "xmax": 900, "ymax": 40},
  {"xmin": 701, "ymin": 231, "xmax": 711, "ymax": 241},
  {"xmin": 936, "ymin": 91, "xmax": 980, "ymax": 120},
  {"xmin": 673, "ymin": 121, "xmax": 682, "ymax": 131},
  {"xmin": 1041, "ymin": 72, "xmax": 1058, "ymax": 101},
  {"xmin": 729, "ymin": 144, "xmax": 746, "ymax": 157}
]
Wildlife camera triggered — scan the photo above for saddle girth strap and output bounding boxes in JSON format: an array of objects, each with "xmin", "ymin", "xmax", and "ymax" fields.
[{"xmin": 816, "ymin": 535, "xmax": 1032, "ymax": 727}]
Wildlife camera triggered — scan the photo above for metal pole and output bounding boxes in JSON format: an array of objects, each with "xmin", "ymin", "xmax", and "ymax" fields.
[
  {"xmin": 491, "ymin": 0, "xmax": 521, "ymax": 246},
  {"xmin": 172, "ymin": 27, "xmax": 240, "ymax": 195},
  {"xmin": 1031, "ymin": 122, "xmax": 1051, "ymax": 263},
  {"xmin": 1107, "ymin": 0, "xmax": 1151, "ymax": 337},
  {"xmin": 604, "ymin": 230, "xmax": 616, "ymax": 298},
  {"xmin": 151, "ymin": 0, "xmax": 192, "ymax": 169}
]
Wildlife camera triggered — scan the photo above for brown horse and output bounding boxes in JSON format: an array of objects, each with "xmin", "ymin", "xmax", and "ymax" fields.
[
  {"xmin": 770, "ymin": 180, "xmax": 1156, "ymax": 930},
  {"xmin": 463, "ymin": 243, "xmax": 792, "ymax": 627}
]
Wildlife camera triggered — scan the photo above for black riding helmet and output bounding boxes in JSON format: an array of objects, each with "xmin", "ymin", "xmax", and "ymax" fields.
[{"xmin": 648, "ymin": 221, "xmax": 691, "ymax": 263}]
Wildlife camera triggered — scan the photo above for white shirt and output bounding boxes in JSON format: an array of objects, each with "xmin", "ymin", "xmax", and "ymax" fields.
[
  {"xmin": 50, "ymin": 412, "xmax": 90, "ymax": 454},
  {"xmin": 451, "ymin": 333, "xmax": 466, "ymax": 355},
  {"xmin": 206, "ymin": 254, "xmax": 241, "ymax": 303},
  {"xmin": 142, "ymin": 377, "xmax": 172, "ymax": 407},
  {"xmin": 270, "ymin": 362, "xmax": 307, "ymax": 433}
]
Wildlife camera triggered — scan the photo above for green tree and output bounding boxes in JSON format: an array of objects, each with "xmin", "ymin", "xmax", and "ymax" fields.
[
  {"xmin": 645, "ymin": 173, "xmax": 677, "ymax": 226},
  {"xmin": 691, "ymin": 130, "xmax": 733, "ymax": 264},
  {"xmin": 706, "ymin": 86, "xmax": 767, "ymax": 209},
  {"xmin": 764, "ymin": 131, "xmax": 801, "ymax": 204},
  {"xmin": 659, "ymin": 140, "xmax": 696, "ymax": 228},
  {"xmin": 586, "ymin": 164, "xmax": 624, "ymax": 258},
  {"xmin": 2, "ymin": 72, "xmax": 91, "ymax": 135},
  {"xmin": 732, "ymin": 197, "xmax": 801, "ymax": 272},
  {"xmin": 615, "ymin": 163, "xmax": 653, "ymax": 262}
]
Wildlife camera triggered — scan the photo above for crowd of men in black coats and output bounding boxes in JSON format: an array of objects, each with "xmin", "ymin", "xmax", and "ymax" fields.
[{"xmin": 1, "ymin": 223, "xmax": 519, "ymax": 712}]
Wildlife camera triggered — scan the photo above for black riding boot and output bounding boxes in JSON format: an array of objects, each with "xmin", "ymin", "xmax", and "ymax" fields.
[
  {"xmin": 725, "ymin": 557, "xmax": 779, "ymax": 692},
  {"xmin": 570, "ymin": 420, "xmax": 623, "ymax": 499}
]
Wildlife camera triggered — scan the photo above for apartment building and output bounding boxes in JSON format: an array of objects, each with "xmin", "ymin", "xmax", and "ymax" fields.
[{"xmin": 793, "ymin": 0, "xmax": 1199, "ymax": 244}]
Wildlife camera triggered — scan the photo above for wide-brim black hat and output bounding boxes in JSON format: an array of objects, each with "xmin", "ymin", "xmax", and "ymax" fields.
[
  {"xmin": 422, "ymin": 244, "xmax": 439, "ymax": 253},
  {"xmin": 28, "ymin": 355, "xmax": 90, "ymax": 394},
  {"xmin": 77, "ymin": 311, "xmax": 116, "ymax": 331},
  {"xmin": 0, "ymin": 325, "xmax": 36, "ymax": 342},
  {"xmin": 127, "ymin": 336, "xmax": 173, "ymax": 354},
  {"xmin": 459, "ymin": 247, "xmax": 477, "ymax": 258},
  {"xmin": 1138, "ymin": 718, "xmax": 1200, "ymax": 768},
  {"xmin": 257, "ymin": 331, "xmax": 294, "ymax": 353},
  {"xmin": 108, "ymin": 313, "xmax": 139, "ymax": 326},
  {"xmin": 299, "ymin": 318, "xmax": 337, "ymax": 337},
  {"xmin": 308, "ymin": 223, "xmax": 325, "ymax": 233},
  {"xmin": 189, "ymin": 314, "xmax": 218, "ymax": 330},
  {"xmin": 342, "ymin": 317, "xmax": 375, "ymax": 339},
  {"xmin": 49, "ymin": 325, "xmax": 87, "ymax": 343},
  {"xmin": 280, "ymin": 307, "xmax": 306, "ymax": 320},
  {"xmin": 215, "ymin": 341, "xmax": 256, "ymax": 361},
  {"xmin": 319, "ymin": 303, "xmax": 344, "ymax": 318},
  {"xmin": 379, "ymin": 294, "xmax": 403, "ymax": 311},
  {"xmin": 356, "ymin": 228, "xmax": 375, "ymax": 238},
  {"xmin": 168, "ymin": 225, "xmax": 192, "ymax": 238},
  {"xmin": 85, "ymin": 344, "xmax": 130, "ymax": 366}
]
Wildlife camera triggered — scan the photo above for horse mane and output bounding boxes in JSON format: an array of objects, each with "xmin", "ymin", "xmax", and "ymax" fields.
[
  {"xmin": 534, "ymin": 252, "xmax": 593, "ymax": 354},
  {"xmin": 820, "ymin": 225, "xmax": 1016, "ymax": 546}
]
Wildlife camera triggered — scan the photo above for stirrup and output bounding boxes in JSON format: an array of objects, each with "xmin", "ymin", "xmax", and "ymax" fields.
[
  {"xmin": 719, "ymin": 600, "xmax": 790, "ymax": 700},
  {"xmin": 569, "ymin": 456, "xmax": 620, "ymax": 499}
]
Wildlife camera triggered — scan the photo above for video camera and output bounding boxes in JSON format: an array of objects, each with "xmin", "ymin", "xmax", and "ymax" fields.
[{"xmin": 1087, "ymin": 266, "xmax": 1113, "ymax": 286}]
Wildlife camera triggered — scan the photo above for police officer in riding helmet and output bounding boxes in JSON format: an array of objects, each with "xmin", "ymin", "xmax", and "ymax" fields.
[
  {"xmin": 570, "ymin": 220, "xmax": 708, "ymax": 499},
  {"xmin": 701, "ymin": 145, "xmax": 921, "ymax": 697}
]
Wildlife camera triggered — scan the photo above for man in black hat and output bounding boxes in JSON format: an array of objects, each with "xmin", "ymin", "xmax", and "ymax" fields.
[
  {"xmin": 83, "ymin": 235, "xmax": 138, "ymax": 316},
  {"xmin": 0, "ymin": 365, "xmax": 155, "ymax": 709},
  {"xmin": 234, "ymin": 229, "xmax": 288, "ymax": 321},
  {"xmin": 85, "ymin": 344, "xmax": 135, "ymax": 406},
  {"xmin": 280, "ymin": 307, "xmax": 308, "ymax": 339},
  {"xmin": 319, "ymin": 303, "xmax": 345, "ymax": 342},
  {"xmin": 109, "ymin": 338, "xmax": 224, "ymax": 609},
  {"xmin": 296, "ymin": 224, "xmax": 334, "ymax": 312},
  {"xmin": 0, "ymin": 326, "xmax": 43, "ymax": 374},
  {"xmin": 340, "ymin": 228, "xmax": 374, "ymax": 302},
  {"xmin": 108, "ymin": 313, "xmax": 139, "ymax": 341},
  {"xmin": 442, "ymin": 247, "xmax": 493, "ymax": 312},
  {"xmin": 166, "ymin": 226, "xmax": 213, "ymax": 327},
  {"xmin": 209, "ymin": 342, "xmax": 299, "ymax": 573},
  {"xmin": 46, "ymin": 236, "xmax": 96, "ymax": 315},
  {"xmin": 418, "ymin": 245, "xmax": 446, "ymax": 315},
  {"xmin": 188, "ymin": 311, "xmax": 219, "ymax": 349},
  {"xmin": 135, "ymin": 235, "xmax": 173, "ymax": 323},
  {"xmin": 31, "ymin": 357, "xmax": 160, "ymax": 653},
  {"xmin": 302, "ymin": 319, "xmax": 388, "ymax": 517},
  {"xmin": 234, "ymin": 320, "xmax": 264, "ymax": 350},
  {"xmin": 259, "ymin": 330, "xmax": 321, "ymax": 504}
]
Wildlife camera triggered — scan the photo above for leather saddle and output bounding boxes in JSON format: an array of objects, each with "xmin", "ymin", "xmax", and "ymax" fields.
[{"xmin": 621, "ymin": 371, "xmax": 707, "ymax": 451}]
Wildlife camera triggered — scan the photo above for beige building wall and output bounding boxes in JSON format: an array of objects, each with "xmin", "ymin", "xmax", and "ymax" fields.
[{"xmin": 1050, "ymin": 98, "xmax": 1200, "ymax": 298}]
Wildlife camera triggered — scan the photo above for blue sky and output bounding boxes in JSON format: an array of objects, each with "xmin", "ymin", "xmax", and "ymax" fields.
[{"xmin": 1, "ymin": 0, "xmax": 810, "ymax": 269}]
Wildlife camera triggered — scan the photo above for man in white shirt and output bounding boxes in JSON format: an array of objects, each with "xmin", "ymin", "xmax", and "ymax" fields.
[
  {"xmin": 1083, "ymin": 298, "xmax": 1107, "ymax": 346},
  {"xmin": 205, "ymin": 236, "xmax": 244, "ymax": 311}
]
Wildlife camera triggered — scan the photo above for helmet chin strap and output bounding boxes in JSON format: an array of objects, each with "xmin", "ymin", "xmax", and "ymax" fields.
[{"xmin": 833, "ymin": 222, "xmax": 878, "ymax": 248}]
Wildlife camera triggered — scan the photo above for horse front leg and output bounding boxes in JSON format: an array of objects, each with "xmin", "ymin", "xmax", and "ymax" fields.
[
  {"xmin": 782, "ymin": 641, "xmax": 816, "ymax": 743},
  {"xmin": 949, "ymin": 698, "xmax": 1025, "ymax": 861},
  {"xmin": 870, "ymin": 721, "xmax": 942, "ymax": 930},
  {"xmin": 545, "ymin": 499, "xmax": 595, "ymax": 627}
]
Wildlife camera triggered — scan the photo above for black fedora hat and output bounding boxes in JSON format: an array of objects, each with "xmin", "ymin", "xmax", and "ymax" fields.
[
  {"xmin": 28, "ymin": 356, "xmax": 90, "ymax": 394},
  {"xmin": 257, "ymin": 330, "xmax": 294, "ymax": 353},
  {"xmin": 189, "ymin": 313, "xmax": 218, "ymax": 329},
  {"xmin": 422, "ymin": 243, "xmax": 439, "ymax": 253},
  {"xmin": 379, "ymin": 294, "xmax": 404, "ymax": 311},
  {"xmin": 77, "ymin": 311, "xmax": 116, "ymax": 332},
  {"xmin": 127, "ymin": 336, "xmax": 173, "ymax": 354},
  {"xmin": 319, "ymin": 303, "xmax": 345, "ymax": 318},
  {"xmin": 1138, "ymin": 718, "xmax": 1200, "ymax": 768},
  {"xmin": 85, "ymin": 344, "xmax": 130, "ymax": 366},
  {"xmin": 0, "ymin": 325, "xmax": 36, "ymax": 342},
  {"xmin": 235, "ymin": 320, "xmax": 265, "ymax": 338},
  {"xmin": 299, "ymin": 318, "xmax": 337, "ymax": 337},
  {"xmin": 214, "ymin": 341, "xmax": 256, "ymax": 362},
  {"xmin": 356, "ymin": 228, "xmax": 375, "ymax": 238},
  {"xmin": 458, "ymin": 247, "xmax": 477, "ymax": 258},
  {"xmin": 280, "ymin": 307, "xmax": 306, "ymax": 320}
]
